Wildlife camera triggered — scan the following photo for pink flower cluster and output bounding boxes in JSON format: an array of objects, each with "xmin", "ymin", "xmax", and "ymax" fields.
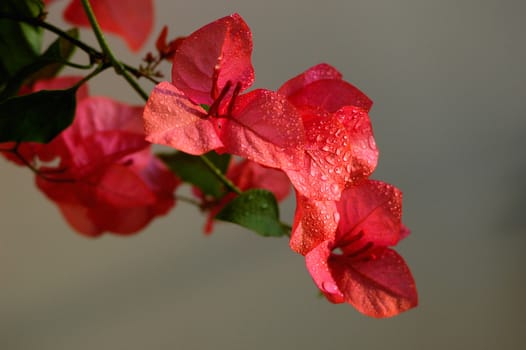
[
  {"xmin": 143, "ymin": 14, "xmax": 418, "ymax": 318},
  {"xmin": 0, "ymin": 4, "xmax": 417, "ymax": 317},
  {"xmin": 1, "ymin": 77, "xmax": 178, "ymax": 236}
]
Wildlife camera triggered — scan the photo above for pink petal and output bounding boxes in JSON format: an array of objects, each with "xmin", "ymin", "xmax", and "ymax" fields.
[
  {"xmin": 286, "ymin": 79, "xmax": 372, "ymax": 113},
  {"xmin": 284, "ymin": 112, "xmax": 352, "ymax": 200},
  {"xmin": 172, "ymin": 13, "xmax": 254, "ymax": 105},
  {"xmin": 278, "ymin": 63, "xmax": 342, "ymax": 97},
  {"xmin": 330, "ymin": 247, "xmax": 418, "ymax": 318},
  {"xmin": 228, "ymin": 159, "xmax": 291, "ymax": 200},
  {"xmin": 95, "ymin": 163, "xmax": 157, "ymax": 207},
  {"xmin": 335, "ymin": 106, "xmax": 378, "ymax": 182},
  {"xmin": 63, "ymin": 0, "xmax": 153, "ymax": 52},
  {"xmin": 47, "ymin": 96, "xmax": 148, "ymax": 174},
  {"xmin": 57, "ymin": 201, "xmax": 103, "ymax": 237},
  {"xmin": 129, "ymin": 149, "xmax": 179, "ymax": 209},
  {"xmin": 336, "ymin": 180, "xmax": 404, "ymax": 247},
  {"xmin": 290, "ymin": 193, "xmax": 339, "ymax": 255},
  {"xmin": 36, "ymin": 151, "xmax": 177, "ymax": 237},
  {"xmin": 143, "ymin": 82, "xmax": 224, "ymax": 155},
  {"xmin": 305, "ymin": 241, "xmax": 345, "ymax": 303},
  {"xmin": 71, "ymin": 97, "xmax": 144, "ymax": 136},
  {"xmin": 219, "ymin": 89, "xmax": 304, "ymax": 170}
]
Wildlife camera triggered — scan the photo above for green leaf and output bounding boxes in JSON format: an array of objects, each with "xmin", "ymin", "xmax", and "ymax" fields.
[
  {"xmin": 0, "ymin": 28, "xmax": 79, "ymax": 100},
  {"xmin": 32, "ymin": 28, "xmax": 79, "ymax": 80},
  {"xmin": 0, "ymin": 87, "xmax": 77, "ymax": 143},
  {"xmin": 216, "ymin": 189, "xmax": 287, "ymax": 237},
  {"xmin": 0, "ymin": 0, "xmax": 44, "ymax": 77},
  {"xmin": 158, "ymin": 151, "xmax": 230, "ymax": 198}
]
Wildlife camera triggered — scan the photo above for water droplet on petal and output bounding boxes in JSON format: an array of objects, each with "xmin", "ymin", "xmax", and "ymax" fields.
[
  {"xmin": 368, "ymin": 135, "xmax": 377, "ymax": 149},
  {"xmin": 322, "ymin": 281, "xmax": 339, "ymax": 294},
  {"xmin": 325, "ymin": 156, "xmax": 336, "ymax": 165}
]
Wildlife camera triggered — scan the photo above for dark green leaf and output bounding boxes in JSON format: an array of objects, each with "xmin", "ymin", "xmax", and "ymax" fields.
[
  {"xmin": 0, "ymin": 28, "xmax": 79, "ymax": 100},
  {"xmin": 0, "ymin": 0, "xmax": 44, "ymax": 77},
  {"xmin": 158, "ymin": 151, "xmax": 230, "ymax": 198},
  {"xmin": 216, "ymin": 189, "xmax": 287, "ymax": 237},
  {"xmin": 33, "ymin": 28, "xmax": 79, "ymax": 80},
  {"xmin": 0, "ymin": 87, "xmax": 77, "ymax": 143}
]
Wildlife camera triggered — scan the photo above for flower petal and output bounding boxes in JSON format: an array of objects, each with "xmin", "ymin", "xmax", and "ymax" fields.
[
  {"xmin": 37, "ymin": 150, "xmax": 177, "ymax": 236},
  {"xmin": 290, "ymin": 193, "xmax": 339, "ymax": 255},
  {"xmin": 279, "ymin": 63, "xmax": 372, "ymax": 112},
  {"xmin": 63, "ymin": 0, "xmax": 153, "ymax": 52},
  {"xmin": 172, "ymin": 13, "xmax": 254, "ymax": 105},
  {"xmin": 330, "ymin": 247, "xmax": 418, "ymax": 318},
  {"xmin": 219, "ymin": 89, "xmax": 304, "ymax": 170},
  {"xmin": 336, "ymin": 180, "xmax": 404, "ymax": 247},
  {"xmin": 278, "ymin": 63, "xmax": 342, "ymax": 97},
  {"xmin": 286, "ymin": 79, "xmax": 372, "ymax": 113},
  {"xmin": 305, "ymin": 241, "xmax": 345, "ymax": 303},
  {"xmin": 284, "ymin": 112, "xmax": 352, "ymax": 200},
  {"xmin": 335, "ymin": 106, "xmax": 378, "ymax": 182},
  {"xmin": 143, "ymin": 82, "xmax": 224, "ymax": 155},
  {"xmin": 228, "ymin": 159, "xmax": 291, "ymax": 200}
]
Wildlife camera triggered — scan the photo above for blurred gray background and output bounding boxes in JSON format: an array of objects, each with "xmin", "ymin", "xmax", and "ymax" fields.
[{"xmin": 1, "ymin": 0, "xmax": 525, "ymax": 349}]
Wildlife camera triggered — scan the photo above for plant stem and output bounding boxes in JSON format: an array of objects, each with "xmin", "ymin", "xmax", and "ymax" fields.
[
  {"xmin": 199, "ymin": 155, "xmax": 242, "ymax": 195},
  {"xmin": 73, "ymin": 63, "xmax": 110, "ymax": 89},
  {"xmin": 7, "ymin": 144, "xmax": 74, "ymax": 183},
  {"xmin": 175, "ymin": 195, "xmax": 202, "ymax": 207},
  {"xmin": 79, "ymin": 0, "xmax": 149, "ymax": 101},
  {"xmin": 123, "ymin": 63, "xmax": 161, "ymax": 85}
]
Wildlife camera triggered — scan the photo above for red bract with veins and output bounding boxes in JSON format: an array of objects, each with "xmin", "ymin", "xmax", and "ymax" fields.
[
  {"xmin": 199, "ymin": 158, "xmax": 291, "ymax": 234},
  {"xmin": 278, "ymin": 63, "xmax": 373, "ymax": 113},
  {"xmin": 3, "ymin": 77, "xmax": 178, "ymax": 237},
  {"xmin": 47, "ymin": 0, "xmax": 154, "ymax": 52},
  {"xmin": 37, "ymin": 95, "xmax": 178, "ymax": 237},
  {"xmin": 277, "ymin": 64, "xmax": 378, "ymax": 200},
  {"xmin": 301, "ymin": 180, "xmax": 418, "ymax": 318},
  {"xmin": 143, "ymin": 14, "xmax": 305, "ymax": 171}
]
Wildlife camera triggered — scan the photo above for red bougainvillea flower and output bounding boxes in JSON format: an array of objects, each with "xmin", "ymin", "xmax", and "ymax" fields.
[
  {"xmin": 277, "ymin": 64, "xmax": 378, "ymax": 200},
  {"xmin": 198, "ymin": 158, "xmax": 291, "ymax": 234},
  {"xmin": 2, "ymin": 77, "xmax": 178, "ymax": 236},
  {"xmin": 36, "ymin": 94, "xmax": 178, "ymax": 236},
  {"xmin": 298, "ymin": 180, "xmax": 417, "ymax": 318},
  {"xmin": 46, "ymin": 0, "xmax": 153, "ymax": 52},
  {"xmin": 143, "ymin": 14, "xmax": 305, "ymax": 171}
]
